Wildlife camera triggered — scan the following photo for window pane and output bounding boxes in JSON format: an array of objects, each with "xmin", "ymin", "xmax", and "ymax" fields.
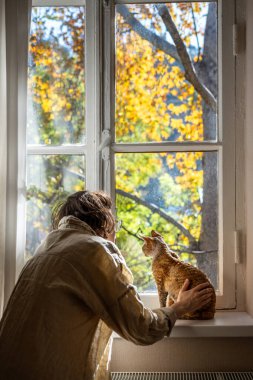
[
  {"xmin": 28, "ymin": 7, "xmax": 85, "ymax": 145},
  {"xmin": 26, "ymin": 155, "xmax": 85, "ymax": 260},
  {"xmin": 115, "ymin": 2, "xmax": 217, "ymax": 143},
  {"xmin": 115, "ymin": 152, "xmax": 218, "ymax": 292}
]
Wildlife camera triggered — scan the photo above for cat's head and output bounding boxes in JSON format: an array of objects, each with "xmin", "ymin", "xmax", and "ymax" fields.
[
  {"xmin": 141, "ymin": 230, "xmax": 180, "ymax": 259},
  {"xmin": 141, "ymin": 230, "xmax": 167, "ymax": 257}
]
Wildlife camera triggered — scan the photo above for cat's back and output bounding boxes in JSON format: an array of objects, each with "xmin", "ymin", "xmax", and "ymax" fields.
[
  {"xmin": 162, "ymin": 256, "xmax": 214, "ymax": 301},
  {"xmin": 152, "ymin": 250, "xmax": 175, "ymax": 279},
  {"xmin": 170, "ymin": 259, "xmax": 211, "ymax": 288}
]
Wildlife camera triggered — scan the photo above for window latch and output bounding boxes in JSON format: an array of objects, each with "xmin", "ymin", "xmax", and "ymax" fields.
[{"xmin": 99, "ymin": 130, "xmax": 111, "ymax": 161}]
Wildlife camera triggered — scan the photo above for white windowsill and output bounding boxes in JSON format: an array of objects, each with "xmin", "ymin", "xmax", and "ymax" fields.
[
  {"xmin": 170, "ymin": 311, "xmax": 253, "ymax": 338},
  {"xmin": 112, "ymin": 312, "xmax": 253, "ymax": 339}
]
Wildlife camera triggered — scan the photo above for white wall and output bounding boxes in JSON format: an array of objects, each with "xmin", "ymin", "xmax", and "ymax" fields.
[
  {"xmin": 111, "ymin": 338, "xmax": 253, "ymax": 372},
  {"xmin": 245, "ymin": 0, "xmax": 253, "ymax": 317}
]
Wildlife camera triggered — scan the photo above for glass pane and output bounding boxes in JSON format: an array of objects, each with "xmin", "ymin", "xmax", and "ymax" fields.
[
  {"xmin": 115, "ymin": 2, "xmax": 217, "ymax": 143},
  {"xmin": 26, "ymin": 155, "xmax": 85, "ymax": 260},
  {"xmin": 28, "ymin": 7, "xmax": 85, "ymax": 145},
  {"xmin": 115, "ymin": 152, "xmax": 218, "ymax": 292}
]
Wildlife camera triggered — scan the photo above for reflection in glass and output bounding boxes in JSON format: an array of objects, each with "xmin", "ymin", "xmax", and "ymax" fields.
[
  {"xmin": 115, "ymin": 151, "xmax": 218, "ymax": 291},
  {"xmin": 115, "ymin": 2, "xmax": 217, "ymax": 143},
  {"xmin": 28, "ymin": 7, "xmax": 85, "ymax": 145},
  {"xmin": 26, "ymin": 155, "xmax": 85, "ymax": 259}
]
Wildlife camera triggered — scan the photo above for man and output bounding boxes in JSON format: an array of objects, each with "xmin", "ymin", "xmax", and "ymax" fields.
[{"xmin": 0, "ymin": 190, "xmax": 213, "ymax": 380}]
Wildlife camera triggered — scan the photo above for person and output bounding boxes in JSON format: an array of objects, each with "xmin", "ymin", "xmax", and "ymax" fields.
[{"xmin": 0, "ymin": 190, "xmax": 213, "ymax": 380}]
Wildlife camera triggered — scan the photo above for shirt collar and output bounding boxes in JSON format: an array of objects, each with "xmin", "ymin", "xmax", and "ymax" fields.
[{"xmin": 58, "ymin": 215, "xmax": 97, "ymax": 236}]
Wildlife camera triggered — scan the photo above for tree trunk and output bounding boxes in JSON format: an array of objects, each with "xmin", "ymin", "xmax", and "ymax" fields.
[{"xmin": 195, "ymin": 3, "xmax": 218, "ymax": 288}]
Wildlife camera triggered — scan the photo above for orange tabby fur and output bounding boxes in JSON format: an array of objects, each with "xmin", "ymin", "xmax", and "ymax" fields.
[{"xmin": 142, "ymin": 230, "xmax": 216, "ymax": 320}]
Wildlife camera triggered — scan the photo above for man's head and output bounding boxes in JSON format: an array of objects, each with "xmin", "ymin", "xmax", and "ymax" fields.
[{"xmin": 51, "ymin": 190, "xmax": 115, "ymax": 239}]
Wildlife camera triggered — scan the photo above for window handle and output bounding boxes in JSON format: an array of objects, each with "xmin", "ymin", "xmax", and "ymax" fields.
[{"xmin": 99, "ymin": 130, "xmax": 111, "ymax": 161}]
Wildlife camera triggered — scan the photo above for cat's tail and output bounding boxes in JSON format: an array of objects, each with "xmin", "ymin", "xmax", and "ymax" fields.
[{"xmin": 179, "ymin": 310, "xmax": 215, "ymax": 320}]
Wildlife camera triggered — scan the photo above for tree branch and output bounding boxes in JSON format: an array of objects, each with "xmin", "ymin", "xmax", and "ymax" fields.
[
  {"xmin": 117, "ymin": 4, "xmax": 216, "ymax": 111},
  {"xmin": 121, "ymin": 224, "xmax": 143, "ymax": 241},
  {"xmin": 117, "ymin": 5, "xmax": 181, "ymax": 63},
  {"xmin": 155, "ymin": 4, "xmax": 217, "ymax": 111},
  {"xmin": 116, "ymin": 188, "xmax": 197, "ymax": 246}
]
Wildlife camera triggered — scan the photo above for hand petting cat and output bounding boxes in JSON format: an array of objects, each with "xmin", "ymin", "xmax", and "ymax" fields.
[{"xmin": 169, "ymin": 279, "xmax": 213, "ymax": 318}]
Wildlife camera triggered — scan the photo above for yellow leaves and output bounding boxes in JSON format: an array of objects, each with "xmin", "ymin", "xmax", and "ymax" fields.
[
  {"xmin": 55, "ymin": 82, "xmax": 63, "ymax": 88},
  {"xmin": 171, "ymin": 118, "xmax": 183, "ymax": 129},
  {"xmin": 74, "ymin": 184, "xmax": 83, "ymax": 192},
  {"xmin": 64, "ymin": 114, "xmax": 72, "ymax": 122},
  {"xmin": 40, "ymin": 82, "xmax": 49, "ymax": 90},
  {"xmin": 42, "ymin": 98, "xmax": 53, "ymax": 113},
  {"xmin": 115, "ymin": 21, "xmax": 205, "ymax": 143}
]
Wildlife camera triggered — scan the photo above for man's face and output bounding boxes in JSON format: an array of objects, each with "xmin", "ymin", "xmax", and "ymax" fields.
[
  {"xmin": 107, "ymin": 230, "xmax": 116, "ymax": 243},
  {"xmin": 106, "ymin": 209, "xmax": 116, "ymax": 242}
]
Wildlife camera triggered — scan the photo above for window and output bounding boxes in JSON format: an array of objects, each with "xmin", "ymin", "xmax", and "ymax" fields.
[
  {"xmin": 26, "ymin": 0, "xmax": 235, "ymax": 309},
  {"xmin": 27, "ymin": 0, "xmax": 100, "ymax": 256}
]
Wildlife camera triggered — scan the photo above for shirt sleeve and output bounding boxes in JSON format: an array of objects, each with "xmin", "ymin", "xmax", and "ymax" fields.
[{"xmin": 71, "ymin": 239, "xmax": 178, "ymax": 346}]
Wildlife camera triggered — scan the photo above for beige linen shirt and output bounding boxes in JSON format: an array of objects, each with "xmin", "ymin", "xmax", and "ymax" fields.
[{"xmin": 0, "ymin": 216, "xmax": 177, "ymax": 380}]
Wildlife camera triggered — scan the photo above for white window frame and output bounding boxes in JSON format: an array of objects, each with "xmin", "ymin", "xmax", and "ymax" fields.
[
  {"xmin": 103, "ymin": 0, "xmax": 236, "ymax": 309},
  {"xmin": 30, "ymin": 0, "xmax": 101, "ymax": 191},
  {"xmin": 10, "ymin": 0, "xmax": 236, "ymax": 310},
  {"xmin": 22, "ymin": 0, "xmax": 101, "ymax": 283}
]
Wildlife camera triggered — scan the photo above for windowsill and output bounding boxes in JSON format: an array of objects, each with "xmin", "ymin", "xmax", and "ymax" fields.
[
  {"xmin": 170, "ymin": 311, "xmax": 253, "ymax": 337},
  {"xmin": 112, "ymin": 311, "xmax": 253, "ymax": 339}
]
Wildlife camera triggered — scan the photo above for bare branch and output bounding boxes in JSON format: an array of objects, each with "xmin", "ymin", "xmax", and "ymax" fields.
[
  {"xmin": 121, "ymin": 224, "xmax": 143, "ymax": 241},
  {"xmin": 155, "ymin": 4, "xmax": 217, "ymax": 111},
  {"xmin": 117, "ymin": 5, "xmax": 180, "ymax": 63},
  {"xmin": 116, "ymin": 188, "xmax": 197, "ymax": 246}
]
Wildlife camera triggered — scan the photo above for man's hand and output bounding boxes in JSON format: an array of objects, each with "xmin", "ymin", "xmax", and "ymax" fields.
[{"xmin": 169, "ymin": 279, "xmax": 213, "ymax": 318}]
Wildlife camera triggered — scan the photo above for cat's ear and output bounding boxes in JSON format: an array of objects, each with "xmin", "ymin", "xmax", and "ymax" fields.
[
  {"xmin": 140, "ymin": 235, "xmax": 153, "ymax": 243},
  {"xmin": 151, "ymin": 230, "xmax": 162, "ymax": 238}
]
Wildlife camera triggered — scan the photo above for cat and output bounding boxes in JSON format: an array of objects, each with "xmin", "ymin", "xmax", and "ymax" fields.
[{"xmin": 141, "ymin": 230, "xmax": 216, "ymax": 319}]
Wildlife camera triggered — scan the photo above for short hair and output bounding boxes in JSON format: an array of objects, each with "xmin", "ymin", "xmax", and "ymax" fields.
[{"xmin": 51, "ymin": 190, "xmax": 115, "ymax": 238}]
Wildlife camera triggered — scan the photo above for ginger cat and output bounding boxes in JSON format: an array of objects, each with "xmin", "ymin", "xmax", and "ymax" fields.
[{"xmin": 142, "ymin": 230, "xmax": 216, "ymax": 319}]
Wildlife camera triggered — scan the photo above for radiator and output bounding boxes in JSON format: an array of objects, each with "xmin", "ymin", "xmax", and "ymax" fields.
[{"xmin": 111, "ymin": 373, "xmax": 253, "ymax": 380}]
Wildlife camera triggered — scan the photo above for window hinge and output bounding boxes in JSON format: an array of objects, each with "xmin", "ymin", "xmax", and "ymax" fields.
[
  {"xmin": 234, "ymin": 230, "xmax": 242, "ymax": 264},
  {"xmin": 233, "ymin": 24, "xmax": 245, "ymax": 56}
]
